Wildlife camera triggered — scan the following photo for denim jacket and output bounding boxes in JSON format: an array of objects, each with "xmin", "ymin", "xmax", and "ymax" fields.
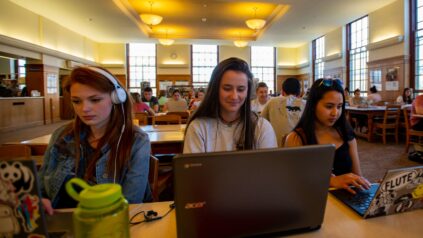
[{"xmin": 39, "ymin": 124, "xmax": 151, "ymax": 207}]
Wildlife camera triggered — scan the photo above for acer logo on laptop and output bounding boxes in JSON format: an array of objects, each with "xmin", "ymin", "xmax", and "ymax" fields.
[
  {"xmin": 184, "ymin": 201, "xmax": 206, "ymax": 209},
  {"xmin": 184, "ymin": 163, "xmax": 203, "ymax": 169}
]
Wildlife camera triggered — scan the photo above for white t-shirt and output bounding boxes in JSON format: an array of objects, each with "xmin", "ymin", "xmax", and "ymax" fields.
[
  {"xmin": 183, "ymin": 117, "xmax": 277, "ymax": 153},
  {"xmin": 367, "ymin": 93, "xmax": 382, "ymax": 103},
  {"xmin": 250, "ymin": 99, "xmax": 268, "ymax": 113},
  {"xmin": 261, "ymin": 95, "xmax": 306, "ymax": 146}
]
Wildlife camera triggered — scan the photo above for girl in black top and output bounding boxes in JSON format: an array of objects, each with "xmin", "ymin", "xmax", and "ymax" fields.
[{"xmin": 285, "ymin": 78, "xmax": 371, "ymax": 194}]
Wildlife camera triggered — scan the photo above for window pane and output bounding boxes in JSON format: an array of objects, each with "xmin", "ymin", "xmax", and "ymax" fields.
[
  {"xmin": 192, "ymin": 45, "xmax": 218, "ymax": 88},
  {"xmin": 349, "ymin": 17, "xmax": 369, "ymax": 93},
  {"xmin": 251, "ymin": 46, "xmax": 275, "ymax": 91},
  {"xmin": 128, "ymin": 43, "xmax": 157, "ymax": 95}
]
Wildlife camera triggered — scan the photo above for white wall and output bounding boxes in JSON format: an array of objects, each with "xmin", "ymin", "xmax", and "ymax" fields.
[
  {"xmin": 219, "ymin": 45, "xmax": 250, "ymax": 65},
  {"xmin": 0, "ymin": 1, "xmax": 99, "ymax": 63},
  {"xmin": 368, "ymin": 0, "xmax": 405, "ymax": 61},
  {"xmin": 156, "ymin": 44, "xmax": 191, "ymax": 75}
]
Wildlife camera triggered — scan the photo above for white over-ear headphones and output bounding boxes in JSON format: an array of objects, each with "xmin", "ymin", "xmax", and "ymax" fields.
[{"xmin": 87, "ymin": 67, "xmax": 127, "ymax": 104}]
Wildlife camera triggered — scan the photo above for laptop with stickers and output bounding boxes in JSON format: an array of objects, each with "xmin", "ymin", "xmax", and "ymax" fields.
[
  {"xmin": 330, "ymin": 165, "xmax": 423, "ymax": 218},
  {"xmin": 0, "ymin": 160, "xmax": 72, "ymax": 237}
]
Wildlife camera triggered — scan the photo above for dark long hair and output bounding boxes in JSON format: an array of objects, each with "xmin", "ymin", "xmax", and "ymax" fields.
[
  {"xmin": 186, "ymin": 57, "xmax": 258, "ymax": 149},
  {"xmin": 62, "ymin": 66, "xmax": 134, "ymax": 181},
  {"xmin": 294, "ymin": 78, "xmax": 352, "ymax": 145},
  {"xmin": 403, "ymin": 88, "xmax": 413, "ymax": 104}
]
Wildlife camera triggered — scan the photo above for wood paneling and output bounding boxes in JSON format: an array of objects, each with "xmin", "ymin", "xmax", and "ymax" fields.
[
  {"xmin": 277, "ymin": 74, "xmax": 310, "ymax": 96},
  {"xmin": 367, "ymin": 55, "xmax": 407, "ymax": 103},
  {"xmin": 26, "ymin": 64, "xmax": 60, "ymax": 124},
  {"xmin": 0, "ymin": 98, "xmax": 44, "ymax": 132}
]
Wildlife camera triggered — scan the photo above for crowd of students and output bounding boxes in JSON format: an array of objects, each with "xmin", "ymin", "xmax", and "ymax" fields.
[{"xmin": 43, "ymin": 57, "xmax": 416, "ymax": 214}]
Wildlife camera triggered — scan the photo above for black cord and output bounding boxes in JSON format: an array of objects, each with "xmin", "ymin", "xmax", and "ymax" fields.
[{"xmin": 129, "ymin": 203, "xmax": 175, "ymax": 225}]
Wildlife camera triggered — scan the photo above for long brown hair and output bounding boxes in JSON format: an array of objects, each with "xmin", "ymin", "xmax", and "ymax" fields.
[
  {"xmin": 185, "ymin": 57, "xmax": 258, "ymax": 150},
  {"xmin": 62, "ymin": 66, "xmax": 134, "ymax": 181}
]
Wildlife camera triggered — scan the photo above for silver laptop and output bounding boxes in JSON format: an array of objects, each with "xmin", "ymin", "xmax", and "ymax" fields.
[
  {"xmin": 0, "ymin": 160, "xmax": 73, "ymax": 237},
  {"xmin": 330, "ymin": 165, "xmax": 423, "ymax": 218},
  {"xmin": 173, "ymin": 145, "xmax": 335, "ymax": 238}
]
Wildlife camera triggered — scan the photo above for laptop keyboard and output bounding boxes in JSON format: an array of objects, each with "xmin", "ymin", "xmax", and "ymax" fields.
[{"xmin": 330, "ymin": 184, "xmax": 379, "ymax": 216}]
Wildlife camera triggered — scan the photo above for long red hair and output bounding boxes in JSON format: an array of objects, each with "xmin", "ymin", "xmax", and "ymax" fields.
[{"xmin": 62, "ymin": 66, "xmax": 134, "ymax": 181}]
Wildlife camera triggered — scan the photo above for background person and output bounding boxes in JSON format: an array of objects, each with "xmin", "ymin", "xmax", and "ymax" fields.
[
  {"xmin": 39, "ymin": 66, "xmax": 151, "ymax": 214},
  {"xmin": 183, "ymin": 57, "xmax": 277, "ymax": 153},
  {"xmin": 285, "ymin": 78, "xmax": 371, "ymax": 194},
  {"xmin": 367, "ymin": 85, "xmax": 382, "ymax": 104},
  {"xmin": 190, "ymin": 88, "xmax": 205, "ymax": 111},
  {"xmin": 163, "ymin": 89, "xmax": 188, "ymax": 112},
  {"xmin": 261, "ymin": 77, "xmax": 305, "ymax": 146},
  {"xmin": 396, "ymin": 88, "xmax": 413, "ymax": 104},
  {"xmin": 131, "ymin": 92, "xmax": 155, "ymax": 115},
  {"xmin": 250, "ymin": 82, "xmax": 270, "ymax": 113},
  {"xmin": 142, "ymin": 87, "xmax": 159, "ymax": 113}
]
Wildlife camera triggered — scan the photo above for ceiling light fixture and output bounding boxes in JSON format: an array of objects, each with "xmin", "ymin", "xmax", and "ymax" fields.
[
  {"xmin": 158, "ymin": 30, "xmax": 175, "ymax": 46},
  {"xmin": 245, "ymin": 7, "xmax": 266, "ymax": 31},
  {"xmin": 234, "ymin": 40, "xmax": 248, "ymax": 48},
  {"xmin": 233, "ymin": 32, "xmax": 248, "ymax": 48},
  {"xmin": 140, "ymin": 1, "xmax": 162, "ymax": 28}
]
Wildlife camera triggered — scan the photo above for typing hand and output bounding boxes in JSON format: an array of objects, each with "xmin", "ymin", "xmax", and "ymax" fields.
[
  {"xmin": 330, "ymin": 173, "xmax": 371, "ymax": 194},
  {"xmin": 42, "ymin": 198, "xmax": 54, "ymax": 215}
]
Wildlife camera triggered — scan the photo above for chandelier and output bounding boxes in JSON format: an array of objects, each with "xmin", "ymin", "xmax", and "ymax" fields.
[
  {"xmin": 158, "ymin": 30, "xmax": 174, "ymax": 46},
  {"xmin": 245, "ymin": 7, "xmax": 266, "ymax": 31},
  {"xmin": 140, "ymin": 1, "xmax": 162, "ymax": 28},
  {"xmin": 233, "ymin": 40, "xmax": 248, "ymax": 48}
]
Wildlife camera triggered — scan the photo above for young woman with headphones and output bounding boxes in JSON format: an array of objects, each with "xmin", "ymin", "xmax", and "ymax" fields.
[
  {"xmin": 39, "ymin": 66, "xmax": 151, "ymax": 214},
  {"xmin": 183, "ymin": 57, "xmax": 277, "ymax": 153}
]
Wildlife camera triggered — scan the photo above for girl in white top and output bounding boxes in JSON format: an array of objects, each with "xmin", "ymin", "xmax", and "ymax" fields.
[
  {"xmin": 396, "ymin": 88, "xmax": 413, "ymax": 104},
  {"xmin": 183, "ymin": 57, "xmax": 277, "ymax": 153}
]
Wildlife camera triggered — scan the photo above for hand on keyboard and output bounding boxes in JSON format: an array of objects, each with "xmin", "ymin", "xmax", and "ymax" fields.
[{"xmin": 330, "ymin": 173, "xmax": 372, "ymax": 194}]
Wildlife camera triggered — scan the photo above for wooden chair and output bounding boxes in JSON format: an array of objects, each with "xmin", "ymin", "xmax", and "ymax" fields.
[
  {"xmin": 149, "ymin": 155, "xmax": 173, "ymax": 202},
  {"xmin": 373, "ymin": 104, "xmax": 401, "ymax": 144},
  {"xmin": 152, "ymin": 114, "xmax": 181, "ymax": 125},
  {"xmin": 166, "ymin": 111, "xmax": 190, "ymax": 124},
  {"xmin": 403, "ymin": 108, "xmax": 423, "ymax": 153},
  {"xmin": 0, "ymin": 144, "xmax": 31, "ymax": 160},
  {"xmin": 134, "ymin": 112, "xmax": 148, "ymax": 126}
]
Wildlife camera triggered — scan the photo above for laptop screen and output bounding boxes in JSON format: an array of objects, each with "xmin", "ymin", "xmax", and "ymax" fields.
[{"xmin": 173, "ymin": 145, "xmax": 335, "ymax": 238}]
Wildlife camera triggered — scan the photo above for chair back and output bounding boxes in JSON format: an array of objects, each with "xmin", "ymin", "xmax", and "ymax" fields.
[
  {"xmin": 0, "ymin": 144, "xmax": 31, "ymax": 160},
  {"xmin": 166, "ymin": 111, "xmax": 190, "ymax": 123},
  {"xmin": 149, "ymin": 155, "xmax": 159, "ymax": 201},
  {"xmin": 383, "ymin": 104, "xmax": 401, "ymax": 125},
  {"xmin": 403, "ymin": 107, "xmax": 412, "ymax": 131},
  {"xmin": 134, "ymin": 112, "xmax": 149, "ymax": 126},
  {"xmin": 153, "ymin": 114, "xmax": 182, "ymax": 125}
]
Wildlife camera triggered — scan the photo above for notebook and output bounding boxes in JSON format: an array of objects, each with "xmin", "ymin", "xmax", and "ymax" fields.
[
  {"xmin": 173, "ymin": 145, "xmax": 335, "ymax": 238},
  {"xmin": 0, "ymin": 160, "xmax": 73, "ymax": 237},
  {"xmin": 330, "ymin": 165, "xmax": 423, "ymax": 218}
]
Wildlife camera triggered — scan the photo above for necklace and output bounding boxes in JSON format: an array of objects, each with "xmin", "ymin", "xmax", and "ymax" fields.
[{"xmin": 219, "ymin": 115, "xmax": 240, "ymax": 127}]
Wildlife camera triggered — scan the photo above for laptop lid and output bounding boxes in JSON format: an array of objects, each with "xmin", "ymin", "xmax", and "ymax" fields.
[
  {"xmin": 173, "ymin": 145, "xmax": 335, "ymax": 238},
  {"xmin": 364, "ymin": 165, "xmax": 423, "ymax": 218},
  {"xmin": 0, "ymin": 160, "xmax": 49, "ymax": 237}
]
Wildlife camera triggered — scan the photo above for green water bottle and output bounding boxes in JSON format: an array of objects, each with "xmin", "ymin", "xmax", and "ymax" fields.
[{"xmin": 66, "ymin": 178, "xmax": 130, "ymax": 238}]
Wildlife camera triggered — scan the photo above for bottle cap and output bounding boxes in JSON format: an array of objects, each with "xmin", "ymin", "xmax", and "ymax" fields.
[{"xmin": 66, "ymin": 178, "xmax": 122, "ymax": 208}]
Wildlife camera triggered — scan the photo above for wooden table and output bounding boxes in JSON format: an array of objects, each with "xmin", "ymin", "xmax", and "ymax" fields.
[
  {"xmin": 129, "ymin": 196, "xmax": 423, "ymax": 238},
  {"xmin": 346, "ymin": 105, "xmax": 410, "ymax": 142},
  {"xmin": 5, "ymin": 125, "xmax": 185, "ymax": 156},
  {"xmin": 141, "ymin": 124, "xmax": 186, "ymax": 132}
]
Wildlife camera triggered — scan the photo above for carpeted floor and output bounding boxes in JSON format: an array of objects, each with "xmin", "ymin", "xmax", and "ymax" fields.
[{"xmin": 357, "ymin": 139, "xmax": 421, "ymax": 182}]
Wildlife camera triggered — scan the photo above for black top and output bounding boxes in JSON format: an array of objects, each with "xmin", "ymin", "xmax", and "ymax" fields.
[
  {"xmin": 294, "ymin": 128, "xmax": 353, "ymax": 176},
  {"xmin": 142, "ymin": 96, "xmax": 159, "ymax": 107}
]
